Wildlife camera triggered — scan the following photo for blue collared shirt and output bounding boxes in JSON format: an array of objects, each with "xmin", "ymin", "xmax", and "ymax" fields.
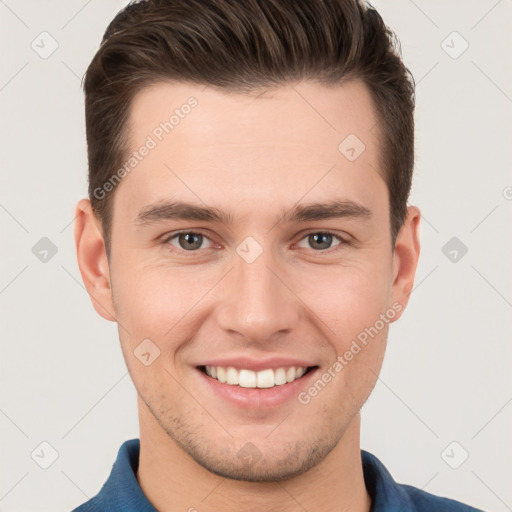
[{"xmin": 72, "ymin": 439, "xmax": 485, "ymax": 511}]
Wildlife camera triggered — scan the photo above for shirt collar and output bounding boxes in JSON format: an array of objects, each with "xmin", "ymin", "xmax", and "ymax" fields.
[{"xmin": 83, "ymin": 438, "xmax": 157, "ymax": 511}]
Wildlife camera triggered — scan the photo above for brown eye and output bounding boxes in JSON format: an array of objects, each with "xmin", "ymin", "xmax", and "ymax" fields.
[
  {"xmin": 162, "ymin": 231, "xmax": 213, "ymax": 252},
  {"xmin": 308, "ymin": 233, "xmax": 334, "ymax": 250},
  {"xmin": 177, "ymin": 232, "xmax": 203, "ymax": 250},
  {"xmin": 296, "ymin": 231, "xmax": 346, "ymax": 251}
]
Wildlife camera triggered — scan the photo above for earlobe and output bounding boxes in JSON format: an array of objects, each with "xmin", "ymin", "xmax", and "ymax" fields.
[
  {"xmin": 74, "ymin": 198, "xmax": 117, "ymax": 322},
  {"xmin": 390, "ymin": 206, "xmax": 421, "ymax": 321}
]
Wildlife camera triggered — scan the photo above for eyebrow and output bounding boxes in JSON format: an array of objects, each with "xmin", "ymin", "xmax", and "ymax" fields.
[{"xmin": 134, "ymin": 199, "xmax": 372, "ymax": 227}]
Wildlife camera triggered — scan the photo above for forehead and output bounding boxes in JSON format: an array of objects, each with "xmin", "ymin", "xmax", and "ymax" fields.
[
  {"xmin": 114, "ymin": 79, "xmax": 385, "ymax": 224},
  {"xmin": 128, "ymin": 79, "xmax": 379, "ymax": 151}
]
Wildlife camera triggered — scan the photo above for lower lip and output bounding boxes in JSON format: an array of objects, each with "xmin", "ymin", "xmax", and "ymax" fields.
[{"xmin": 196, "ymin": 367, "xmax": 319, "ymax": 409}]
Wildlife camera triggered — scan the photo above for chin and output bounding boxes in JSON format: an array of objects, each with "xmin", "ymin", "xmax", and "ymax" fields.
[{"xmin": 174, "ymin": 432, "xmax": 341, "ymax": 482}]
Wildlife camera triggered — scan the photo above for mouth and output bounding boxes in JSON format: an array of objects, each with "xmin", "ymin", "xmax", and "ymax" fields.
[{"xmin": 197, "ymin": 364, "xmax": 318, "ymax": 389}]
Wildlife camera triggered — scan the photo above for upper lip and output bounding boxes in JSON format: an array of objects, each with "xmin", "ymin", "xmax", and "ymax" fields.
[{"xmin": 197, "ymin": 356, "xmax": 316, "ymax": 372}]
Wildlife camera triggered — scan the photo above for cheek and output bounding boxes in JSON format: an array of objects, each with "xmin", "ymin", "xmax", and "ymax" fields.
[
  {"xmin": 112, "ymin": 262, "xmax": 223, "ymax": 383},
  {"xmin": 308, "ymin": 264, "xmax": 392, "ymax": 406},
  {"xmin": 112, "ymin": 255, "xmax": 205, "ymax": 335},
  {"xmin": 112, "ymin": 240, "xmax": 394, "ymax": 352},
  {"xmin": 295, "ymin": 256, "xmax": 394, "ymax": 341}
]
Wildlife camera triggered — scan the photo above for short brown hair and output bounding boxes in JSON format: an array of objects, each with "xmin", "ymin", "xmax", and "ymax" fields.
[{"xmin": 84, "ymin": 0, "xmax": 415, "ymax": 257}]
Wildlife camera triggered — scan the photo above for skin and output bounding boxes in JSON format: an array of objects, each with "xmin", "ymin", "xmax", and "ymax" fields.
[{"xmin": 74, "ymin": 79, "xmax": 420, "ymax": 512}]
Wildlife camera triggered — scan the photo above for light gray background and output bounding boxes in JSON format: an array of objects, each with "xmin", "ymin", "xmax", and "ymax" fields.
[{"xmin": 1, "ymin": 1, "xmax": 511, "ymax": 511}]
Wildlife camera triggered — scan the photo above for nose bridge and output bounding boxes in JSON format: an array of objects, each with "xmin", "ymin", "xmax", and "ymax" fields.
[{"xmin": 216, "ymin": 240, "xmax": 300, "ymax": 342}]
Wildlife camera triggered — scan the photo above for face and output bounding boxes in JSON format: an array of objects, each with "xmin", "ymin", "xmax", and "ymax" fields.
[{"xmin": 76, "ymin": 79, "xmax": 420, "ymax": 482}]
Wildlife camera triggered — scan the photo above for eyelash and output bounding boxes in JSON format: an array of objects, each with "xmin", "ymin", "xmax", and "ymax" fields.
[{"xmin": 160, "ymin": 230, "xmax": 350, "ymax": 255}]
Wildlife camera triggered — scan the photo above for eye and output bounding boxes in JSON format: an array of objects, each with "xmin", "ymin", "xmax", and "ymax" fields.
[
  {"xmin": 162, "ymin": 231, "xmax": 215, "ymax": 252},
  {"xmin": 160, "ymin": 230, "xmax": 349, "ymax": 255},
  {"xmin": 296, "ymin": 231, "xmax": 348, "ymax": 251}
]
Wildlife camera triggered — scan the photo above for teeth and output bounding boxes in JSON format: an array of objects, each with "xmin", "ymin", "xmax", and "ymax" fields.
[
  {"xmin": 274, "ymin": 368, "xmax": 287, "ymax": 385},
  {"xmin": 256, "ymin": 369, "xmax": 274, "ymax": 388},
  {"xmin": 239, "ymin": 369, "xmax": 257, "ymax": 388},
  {"xmin": 226, "ymin": 366, "xmax": 239, "ymax": 385},
  {"xmin": 216, "ymin": 366, "xmax": 226, "ymax": 383},
  {"xmin": 203, "ymin": 365, "xmax": 309, "ymax": 388}
]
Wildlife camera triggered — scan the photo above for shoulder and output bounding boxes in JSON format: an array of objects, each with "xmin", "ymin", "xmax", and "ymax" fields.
[
  {"xmin": 397, "ymin": 482, "xmax": 486, "ymax": 512},
  {"xmin": 69, "ymin": 439, "xmax": 154, "ymax": 512},
  {"xmin": 361, "ymin": 449, "xmax": 486, "ymax": 512}
]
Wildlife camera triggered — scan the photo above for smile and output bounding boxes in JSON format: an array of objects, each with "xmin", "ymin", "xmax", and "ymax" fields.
[{"xmin": 200, "ymin": 365, "xmax": 314, "ymax": 388}]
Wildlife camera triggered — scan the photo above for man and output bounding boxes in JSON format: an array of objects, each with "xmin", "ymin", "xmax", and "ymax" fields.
[{"xmin": 72, "ymin": 0, "xmax": 485, "ymax": 510}]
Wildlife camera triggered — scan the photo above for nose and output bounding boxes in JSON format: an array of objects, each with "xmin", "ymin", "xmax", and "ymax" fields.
[{"xmin": 215, "ymin": 244, "xmax": 301, "ymax": 344}]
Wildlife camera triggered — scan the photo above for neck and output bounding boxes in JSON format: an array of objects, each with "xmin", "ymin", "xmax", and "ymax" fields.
[{"xmin": 136, "ymin": 402, "xmax": 371, "ymax": 512}]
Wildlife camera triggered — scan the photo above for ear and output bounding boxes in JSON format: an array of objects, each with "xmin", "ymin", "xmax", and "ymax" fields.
[
  {"xmin": 390, "ymin": 205, "xmax": 421, "ymax": 322},
  {"xmin": 74, "ymin": 198, "xmax": 116, "ymax": 322}
]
